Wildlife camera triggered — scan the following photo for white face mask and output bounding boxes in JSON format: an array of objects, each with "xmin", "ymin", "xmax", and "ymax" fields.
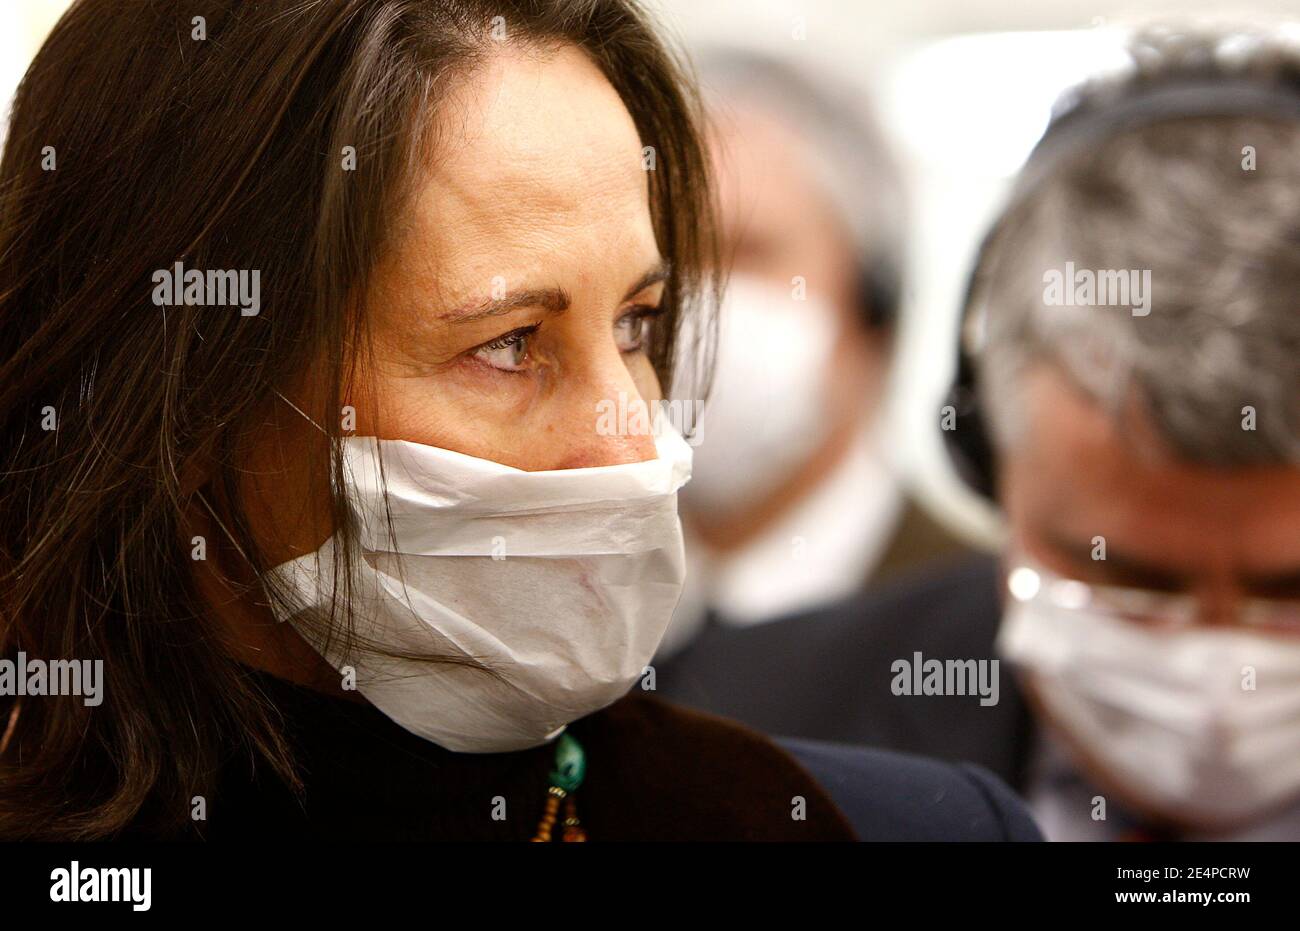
[
  {"xmin": 266, "ymin": 423, "xmax": 692, "ymax": 753},
  {"xmin": 675, "ymin": 274, "xmax": 836, "ymax": 516},
  {"xmin": 998, "ymin": 596, "xmax": 1300, "ymax": 829}
]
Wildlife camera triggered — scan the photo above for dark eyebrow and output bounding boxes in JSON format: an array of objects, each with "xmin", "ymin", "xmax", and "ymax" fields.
[
  {"xmin": 437, "ymin": 286, "xmax": 571, "ymax": 324},
  {"xmin": 1042, "ymin": 528, "xmax": 1186, "ymax": 592},
  {"xmin": 438, "ymin": 259, "xmax": 670, "ymax": 324},
  {"xmin": 623, "ymin": 259, "xmax": 671, "ymax": 301},
  {"xmin": 1242, "ymin": 568, "xmax": 1300, "ymax": 600}
]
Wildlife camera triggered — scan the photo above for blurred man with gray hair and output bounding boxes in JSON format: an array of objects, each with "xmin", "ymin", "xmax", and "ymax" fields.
[
  {"xmin": 660, "ymin": 25, "xmax": 1300, "ymax": 841},
  {"xmin": 967, "ymin": 24, "xmax": 1300, "ymax": 840}
]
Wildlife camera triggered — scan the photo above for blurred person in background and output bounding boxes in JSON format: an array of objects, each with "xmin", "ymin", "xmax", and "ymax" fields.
[
  {"xmin": 657, "ymin": 48, "xmax": 970, "ymax": 661},
  {"xmin": 657, "ymin": 24, "xmax": 1300, "ymax": 841},
  {"xmin": 972, "ymin": 25, "xmax": 1300, "ymax": 841}
]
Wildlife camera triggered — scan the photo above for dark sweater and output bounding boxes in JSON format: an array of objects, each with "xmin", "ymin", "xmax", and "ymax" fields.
[{"xmin": 180, "ymin": 670, "xmax": 857, "ymax": 841}]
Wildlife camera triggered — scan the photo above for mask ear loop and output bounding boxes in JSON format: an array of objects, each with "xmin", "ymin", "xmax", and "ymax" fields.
[
  {"xmin": 271, "ymin": 390, "xmax": 360, "ymax": 515},
  {"xmin": 266, "ymin": 389, "xmax": 372, "ymax": 597},
  {"xmin": 0, "ymin": 699, "xmax": 21, "ymax": 757},
  {"xmin": 273, "ymin": 390, "xmax": 330, "ymax": 437},
  {"xmin": 188, "ymin": 392, "xmax": 332, "ymax": 577},
  {"xmin": 267, "ymin": 393, "xmax": 398, "ymax": 653}
]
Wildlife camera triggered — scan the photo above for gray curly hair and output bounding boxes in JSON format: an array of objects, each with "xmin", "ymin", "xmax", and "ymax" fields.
[{"xmin": 972, "ymin": 23, "xmax": 1300, "ymax": 466}]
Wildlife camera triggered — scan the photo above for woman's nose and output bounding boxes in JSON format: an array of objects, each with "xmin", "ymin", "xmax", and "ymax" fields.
[{"xmin": 545, "ymin": 353, "xmax": 659, "ymax": 471}]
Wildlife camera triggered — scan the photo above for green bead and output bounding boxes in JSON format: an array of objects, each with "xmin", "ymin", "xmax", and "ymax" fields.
[{"xmin": 549, "ymin": 733, "xmax": 586, "ymax": 793}]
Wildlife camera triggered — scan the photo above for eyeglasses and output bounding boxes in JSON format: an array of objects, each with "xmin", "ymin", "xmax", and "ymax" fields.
[{"xmin": 1004, "ymin": 555, "xmax": 1300, "ymax": 634}]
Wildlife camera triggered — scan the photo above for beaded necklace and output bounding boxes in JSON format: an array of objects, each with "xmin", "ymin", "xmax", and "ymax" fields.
[{"xmin": 530, "ymin": 732, "xmax": 587, "ymax": 842}]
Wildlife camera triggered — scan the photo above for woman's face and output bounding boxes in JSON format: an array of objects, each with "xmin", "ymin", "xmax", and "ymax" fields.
[
  {"xmin": 356, "ymin": 43, "xmax": 666, "ymax": 468},
  {"xmin": 240, "ymin": 44, "xmax": 667, "ymax": 569}
]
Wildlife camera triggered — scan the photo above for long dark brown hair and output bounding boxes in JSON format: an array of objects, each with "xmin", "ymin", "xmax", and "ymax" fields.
[{"xmin": 0, "ymin": 0, "xmax": 718, "ymax": 839}]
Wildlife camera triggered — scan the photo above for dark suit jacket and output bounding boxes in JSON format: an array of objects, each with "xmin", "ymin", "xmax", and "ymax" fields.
[
  {"xmin": 657, "ymin": 555, "xmax": 1038, "ymax": 792},
  {"xmin": 779, "ymin": 737, "xmax": 1042, "ymax": 841}
]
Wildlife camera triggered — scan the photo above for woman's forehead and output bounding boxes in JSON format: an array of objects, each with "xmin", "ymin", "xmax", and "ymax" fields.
[
  {"xmin": 377, "ymin": 45, "xmax": 659, "ymax": 314},
  {"xmin": 421, "ymin": 43, "xmax": 649, "ymax": 224}
]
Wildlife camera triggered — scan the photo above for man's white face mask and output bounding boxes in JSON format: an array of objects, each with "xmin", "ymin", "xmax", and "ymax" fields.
[
  {"xmin": 998, "ymin": 558, "xmax": 1300, "ymax": 830},
  {"xmin": 675, "ymin": 273, "xmax": 836, "ymax": 516},
  {"xmin": 266, "ymin": 405, "xmax": 693, "ymax": 753}
]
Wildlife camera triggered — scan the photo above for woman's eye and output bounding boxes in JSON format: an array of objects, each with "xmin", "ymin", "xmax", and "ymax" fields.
[
  {"xmin": 615, "ymin": 306, "xmax": 661, "ymax": 353},
  {"xmin": 474, "ymin": 328, "xmax": 533, "ymax": 372}
]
